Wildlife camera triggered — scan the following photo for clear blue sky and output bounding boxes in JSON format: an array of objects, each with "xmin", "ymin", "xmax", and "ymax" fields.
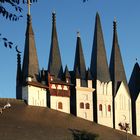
[{"xmin": 0, "ymin": 0, "xmax": 140, "ymax": 98}]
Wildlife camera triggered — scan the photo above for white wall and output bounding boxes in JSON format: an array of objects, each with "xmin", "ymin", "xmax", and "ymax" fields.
[
  {"xmin": 136, "ymin": 93, "xmax": 140, "ymax": 136},
  {"xmin": 50, "ymin": 96, "xmax": 70, "ymax": 114},
  {"xmin": 115, "ymin": 82, "xmax": 132, "ymax": 133},
  {"xmin": 22, "ymin": 85, "xmax": 47, "ymax": 107},
  {"xmin": 96, "ymin": 80, "xmax": 113, "ymax": 128},
  {"xmin": 76, "ymin": 79, "xmax": 94, "ymax": 121}
]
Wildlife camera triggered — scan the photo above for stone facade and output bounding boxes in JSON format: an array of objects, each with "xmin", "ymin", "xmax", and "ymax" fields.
[
  {"xmin": 114, "ymin": 82, "xmax": 132, "ymax": 132},
  {"xmin": 136, "ymin": 94, "xmax": 140, "ymax": 135},
  {"xmin": 76, "ymin": 79, "xmax": 94, "ymax": 121},
  {"xmin": 96, "ymin": 80, "xmax": 113, "ymax": 128}
]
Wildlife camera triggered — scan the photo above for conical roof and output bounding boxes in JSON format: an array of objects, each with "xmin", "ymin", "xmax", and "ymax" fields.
[
  {"xmin": 16, "ymin": 52, "xmax": 22, "ymax": 84},
  {"xmin": 87, "ymin": 68, "xmax": 92, "ymax": 80},
  {"xmin": 90, "ymin": 13, "xmax": 110, "ymax": 83},
  {"xmin": 109, "ymin": 20, "xmax": 129, "ymax": 96},
  {"xmin": 48, "ymin": 12, "xmax": 63, "ymax": 79},
  {"xmin": 129, "ymin": 62, "xmax": 140, "ymax": 100},
  {"xmin": 64, "ymin": 65, "xmax": 70, "ymax": 78},
  {"xmin": 75, "ymin": 66, "xmax": 81, "ymax": 79},
  {"xmin": 74, "ymin": 32, "xmax": 86, "ymax": 80},
  {"xmin": 22, "ymin": 14, "xmax": 39, "ymax": 82}
]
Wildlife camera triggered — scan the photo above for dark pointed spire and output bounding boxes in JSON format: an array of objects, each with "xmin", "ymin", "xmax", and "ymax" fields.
[
  {"xmin": 90, "ymin": 12, "xmax": 110, "ymax": 82},
  {"xmin": 75, "ymin": 66, "xmax": 81, "ymax": 79},
  {"xmin": 74, "ymin": 32, "xmax": 86, "ymax": 80},
  {"xmin": 129, "ymin": 62, "xmax": 140, "ymax": 100},
  {"xmin": 16, "ymin": 51, "xmax": 22, "ymax": 84},
  {"xmin": 16, "ymin": 50, "xmax": 22, "ymax": 99},
  {"xmin": 48, "ymin": 12, "xmax": 63, "ymax": 79},
  {"xmin": 22, "ymin": 2, "xmax": 39, "ymax": 82},
  {"xmin": 64, "ymin": 65, "xmax": 70, "ymax": 78},
  {"xmin": 87, "ymin": 68, "xmax": 92, "ymax": 80},
  {"xmin": 109, "ymin": 19, "xmax": 129, "ymax": 96},
  {"xmin": 41, "ymin": 68, "xmax": 46, "ymax": 84}
]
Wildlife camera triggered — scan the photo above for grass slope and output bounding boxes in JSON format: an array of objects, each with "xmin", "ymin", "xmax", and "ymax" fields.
[{"xmin": 0, "ymin": 98, "xmax": 139, "ymax": 140}]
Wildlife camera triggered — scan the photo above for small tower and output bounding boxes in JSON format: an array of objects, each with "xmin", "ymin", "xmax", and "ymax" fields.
[
  {"xmin": 48, "ymin": 12, "xmax": 63, "ymax": 80},
  {"xmin": 90, "ymin": 13, "xmax": 113, "ymax": 128},
  {"xmin": 21, "ymin": 0, "xmax": 48, "ymax": 107},
  {"xmin": 109, "ymin": 19, "xmax": 132, "ymax": 132},
  {"xmin": 129, "ymin": 62, "xmax": 140, "ymax": 136},
  {"xmin": 16, "ymin": 48, "xmax": 22, "ymax": 99},
  {"xmin": 72, "ymin": 32, "xmax": 94, "ymax": 121},
  {"xmin": 64, "ymin": 65, "xmax": 71, "ymax": 84},
  {"xmin": 47, "ymin": 12, "xmax": 71, "ymax": 114}
]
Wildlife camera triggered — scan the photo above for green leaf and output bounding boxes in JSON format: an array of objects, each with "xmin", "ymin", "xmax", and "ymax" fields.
[
  {"xmin": 3, "ymin": 37, "xmax": 7, "ymax": 41},
  {"xmin": 4, "ymin": 42, "xmax": 7, "ymax": 47}
]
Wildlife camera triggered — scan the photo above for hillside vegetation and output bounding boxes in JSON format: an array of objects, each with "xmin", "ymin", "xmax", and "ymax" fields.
[{"xmin": 0, "ymin": 98, "xmax": 139, "ymax": 140}]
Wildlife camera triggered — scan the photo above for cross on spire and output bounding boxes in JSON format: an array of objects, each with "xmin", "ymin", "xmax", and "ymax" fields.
[{"xmin": 27, "ymin": 0, "xmax": 31, "ymax": 15}]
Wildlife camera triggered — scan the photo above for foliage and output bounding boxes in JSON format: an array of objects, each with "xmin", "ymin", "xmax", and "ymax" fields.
[
  {"xmin": 69, "ymin": 129, "xmax": 99, "ymax": 140},
  {"xmin": 0, "ymin": 0, "xmax": 88, "ymax": 49},
  {"xmin": 0, "ymin": 0, "xmax": 37, "ymax": 21},
  {"xmin": 0, "ymin": 0, "xmax": 38, "ymax": 49},
  {"xmin": 83, "ymin": 0, "xmax": 88, "ymax": 2},
  {"xmin": 118, "ymin": 122, "xmax": 130, "ymax": 132}
]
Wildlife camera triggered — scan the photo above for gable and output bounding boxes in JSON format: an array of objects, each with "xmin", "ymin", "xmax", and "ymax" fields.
[
  {"xmin": 136, "ymin": 92, "xmax": 140, "ymax": 102},
  {"xmin": 115, "ymin": 81, "xmax": 130, "ymax": 99}
]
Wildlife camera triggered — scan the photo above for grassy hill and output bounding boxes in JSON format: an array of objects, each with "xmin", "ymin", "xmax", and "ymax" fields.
[{"xmin": 0, "ymin": 98, "xmax": 139, "ymax": 140}]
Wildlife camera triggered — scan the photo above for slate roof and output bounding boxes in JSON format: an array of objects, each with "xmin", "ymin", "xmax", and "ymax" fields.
[
  {"xmin": 75, "ymin": 66, "xmax": 81, "ymax": 79},
  {"xmin": 90, "ymin": 13, "xmax": 110, "ymax": 83},
  {"xmin": 48, "ymin": 12, "xmax": 63, "ymax": 79},
  {"xmin": 22, "ymin": 14, "xmax": 39, "ymax": 82},
  {"xmin": 87, "ymin": 68, "xmax": 92, "ymax": 80},
  {"xmin": 64, "ymin": 65, "xmax": 71, "ymax": 78},
  {"xmin": 129, "ymin": 62, "xmax": 140, "ymax": 101},
  {"xmin": 73, "ymin": 32, "xmax": 87, "ymax": 87},
  {"xmin": 109, "ymin": 20, "xmax": 129, "ymax": 96}
]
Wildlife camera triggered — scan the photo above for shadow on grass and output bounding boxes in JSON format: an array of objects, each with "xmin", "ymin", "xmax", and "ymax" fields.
[{"xmin": 69, "ymin": 128, "xmax": 99, "ymax": 140}]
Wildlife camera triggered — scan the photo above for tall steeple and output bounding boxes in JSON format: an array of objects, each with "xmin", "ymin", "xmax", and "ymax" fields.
[
  {"xmin": 74, "ymin": 32, "xmax": 87, "ymax": 87},
  {"xmin": 16, "ymin": 49, "xmax": 22, "ymax": 99},
  {"xmin": 129, "ymin": 62, "xmax": 140, "ymax": 100},
  {"xmin": 64, "ymin": 65, "xmax": 70, "ymax": 79},
  {"xmin": 22, "ymin": 0, "xmax": 39, "ymax": 82},
  {"xmin": 129, "ymin": 62, "xmax": 140, "ymax": 135},
  {"xmin": 48, "ymin": 12, "xmax": 63, "ymax": 79},
  {"xmin": 90, "ymin": 13, "xmax": 110, "ymax": 83},
  {"xmin": 74, "ymin": 32, "xmax": 86, "ymax": 79},
  {"xmin": 109, "ymin": 19, "xmax": 129, "ymax": 96},
  {"xmin": 16, "ymin": 50, "xmax": 22, "ymax": 84}
]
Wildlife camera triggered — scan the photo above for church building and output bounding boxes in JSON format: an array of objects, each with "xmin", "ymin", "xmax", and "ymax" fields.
[
  {"xmin": 47, "ymin": 12, "xmax": 71, "ymax": 114},
  {"xmin": 129, "ymin": 63, "xmax": 140, "ymax": 136},
  {"xmin": 70, "ymin": 32, "xmax": 95, "ymax": 121},
  {"xmin": 109, "ymin": 19, "xmax": 132, "ymax": 132},
  {"xmin": 16, "ymin": 1, "xmax": 48, "ymax": 107},
  {"xmin": 16, "ymin": 1, "xmax": 140, "ymax": 136},
  {"xmin": 90, "ymin": 13, "xmax": 113, "ymax": 128}
]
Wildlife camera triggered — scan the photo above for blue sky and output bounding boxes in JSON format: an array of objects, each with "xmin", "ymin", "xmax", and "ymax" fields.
[{"xmin": 0, "ymin": 0, "xmax": 140, "ymax": 98}]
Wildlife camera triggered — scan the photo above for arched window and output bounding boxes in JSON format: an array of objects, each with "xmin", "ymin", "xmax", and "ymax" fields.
[
  {"xmin": 58, "ymin": 102, "xmax": 63, "ymax": 109},
  {"xmin": 108, "ymin": 105, "xmax": 111, "ymax": 112},
  {"xmin": 85, "ymin": 103, "xmax": 90, "ymax": 109},
  {"xmin": 99, "ymin": 104, "xmax": 102, "ymax": 111},
  {"xmin": 80, "ymin": 102, "xmax": 84, "ymax": 109}
]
